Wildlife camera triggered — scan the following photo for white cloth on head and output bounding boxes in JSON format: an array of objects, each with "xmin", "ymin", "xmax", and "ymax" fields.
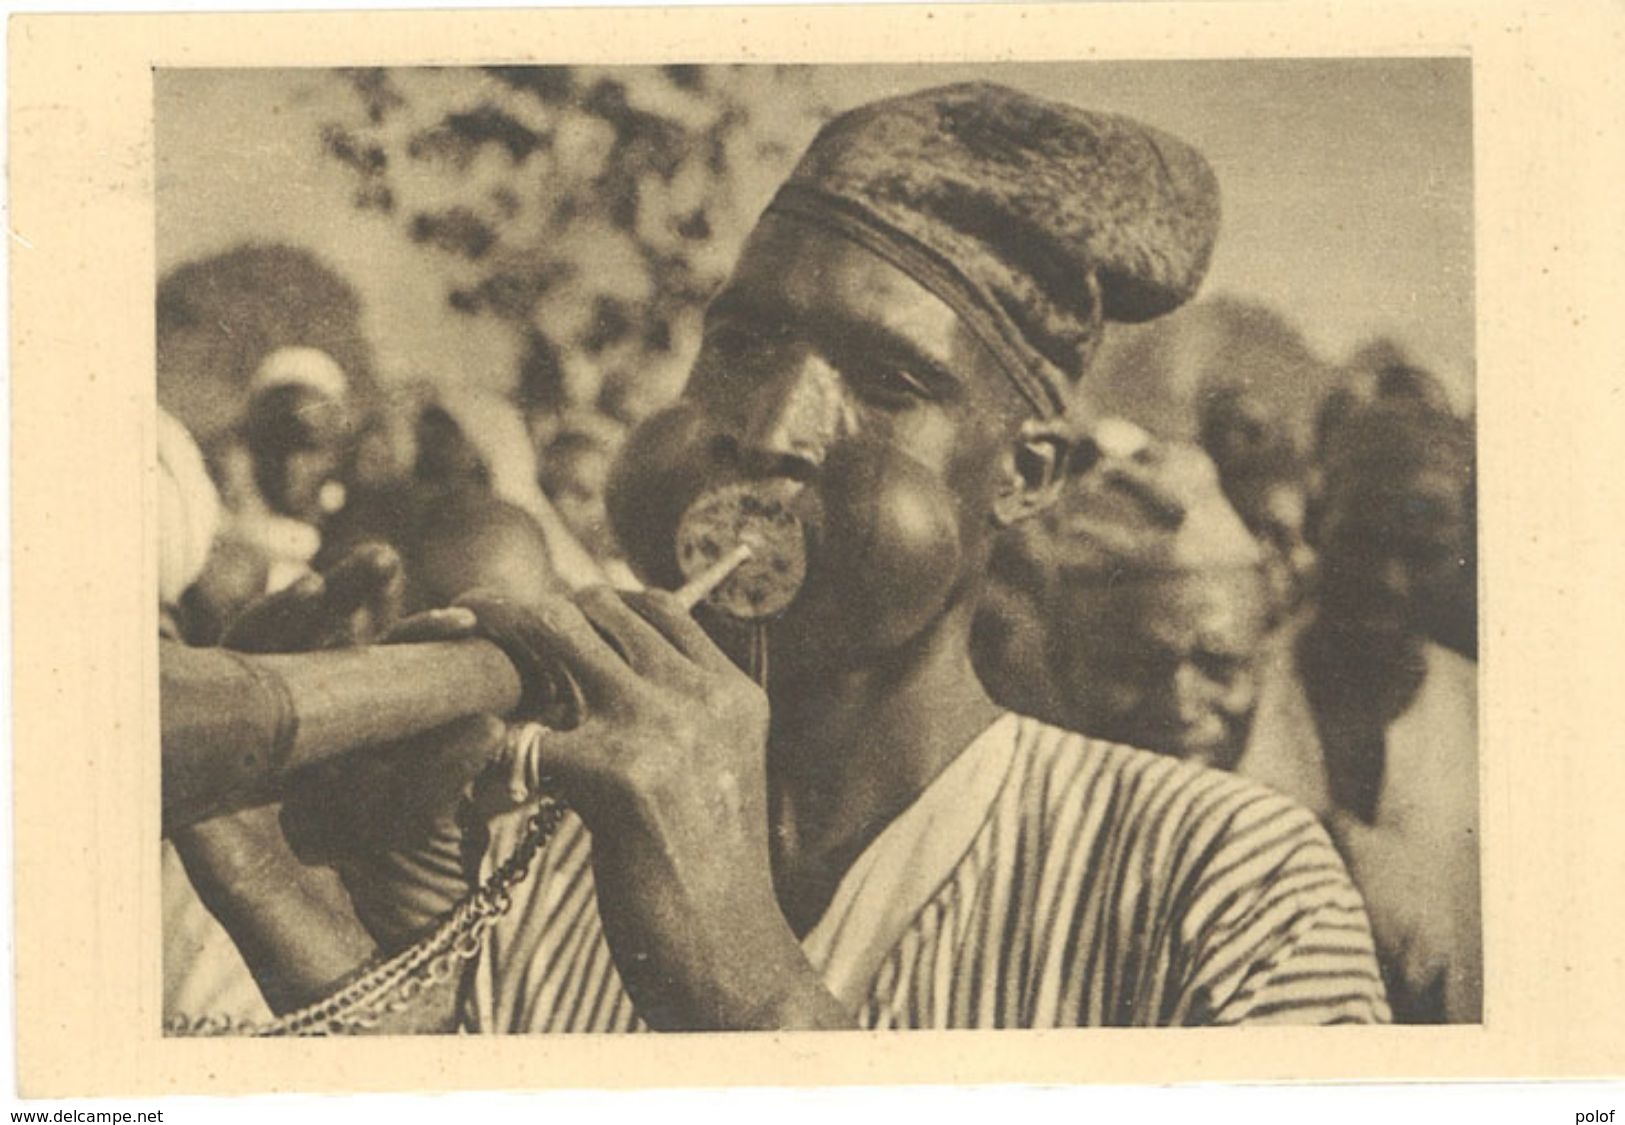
[
  {"xmin": 158, "ymin": 411, "xmax": 273, "ymax": 1030},
  {"xmin": 157, "ymin": 408, "xmax": 221, "ymax": 607},
  {"xmin": 249, "ymin": 346, "xmax": 348, "ymax": 401}
]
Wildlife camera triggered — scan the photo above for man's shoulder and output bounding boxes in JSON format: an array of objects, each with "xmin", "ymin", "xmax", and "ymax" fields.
[
  {"xmin": 998, "ymin": 716, "xmax": 1383, "ymax": 1023},
  {"xmin": 1007, "ymin": 714, "xmax": 1321, "ymax": 836},
  {"xmin": 1002, "ymin": 714, "xmax": 1339, "ymax": 900}
]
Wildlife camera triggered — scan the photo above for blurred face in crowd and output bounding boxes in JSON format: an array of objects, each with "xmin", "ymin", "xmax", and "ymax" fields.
[
  {"xmin": 1314, "ymin": 415, "xmax": 1472, "ymax": 651},
  {"xmin": 539, "ymin": 433, "xmax": 618, "ymax": 562},
  {"xmin": 1233, "ymin": 475, "xmax": 1314, "ymax": 614},
  {"xmin": 608, "ymin": 213, "xmax": 1060, "ymax": 664},
  {"xmin": 1199, "ymin": 386, "xmax": 1276, "ymax": 473},
  {"xmin": 1050, "ymin": 566, "xmax": 1269, "ymax": 769},
  {"xmin": 1200, "ymin": 389, "xmax": 1313, "ymax": 614},
  {"xmin": 245, "ymin": 384, "xmax": 350, "ymax": 523}
]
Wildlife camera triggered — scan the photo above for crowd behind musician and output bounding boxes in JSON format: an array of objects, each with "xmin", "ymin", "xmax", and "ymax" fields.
[
  {"xmin": 158, "ymin": 82, "xmax": 1474, "ymax": 1034},
  {"xmin": 978, "ymin": 363, "xmax": 1479, "ymax": 1023}
]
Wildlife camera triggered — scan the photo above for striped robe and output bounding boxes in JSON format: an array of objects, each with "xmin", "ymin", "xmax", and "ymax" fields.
[{"xmin": 463, "ymin": 713, "xmax": 1389, "ymax": 1030}]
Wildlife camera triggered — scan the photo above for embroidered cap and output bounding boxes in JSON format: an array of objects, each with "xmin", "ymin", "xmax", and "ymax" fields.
[{"xmin": 766, "ymin": 82, "xmax": 1221, "ymax": 417}]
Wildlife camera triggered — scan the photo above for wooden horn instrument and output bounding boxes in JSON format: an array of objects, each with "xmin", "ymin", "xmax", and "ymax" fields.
[
  {"xmin": 160, "ymin": 542, "xmax": 758, "ymax": 833},
  {"xmin": 161, "ymin": 637, "xmax": 523, "ymax": 833}
]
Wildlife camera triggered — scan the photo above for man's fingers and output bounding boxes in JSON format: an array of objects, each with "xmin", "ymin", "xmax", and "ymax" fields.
[
  {"xmin": 456, "ymin": 590, "xmax": 636, "ymax": 714},
  {"xmin": 381, "ymin": 714, "xmax": 510, "ymax": 837},
  {"xmin": 496, "ymin": 723, "xmax": 608, "ymax": 814},
  {"xmin": 623, "ymin": 588, "xmax": 735, "ymax": 672},
  {"xmin": 222, "ymin": 544, "xmax": 406, "ymax": 654},
  {"xmin": 318, "ymin": 542, "xmax": 402, "ymax": 600},
  {"xmin": 222, "ymin": 572, "xmax": 327, "ymax": 653},
  {"xmin": 317, "ymin": 543, "xmax": 406, "ymax": 646},
  {"xmin": 574, "ymin": 585, "xmax": 692, "ymax": 680},
  {"xmin": 283, "ymin": 714, "xmax": 507, "ymax": 860},
  {"xmin": 361, "ymin": 568, "xmax": 406, "ymax": 643},
  {"xmin": 414, "ymin": 711, "xmax": 510, "ymax": 778},
  {"xmin": 382, "ymin": 607, "xmax": 480, "ymax": 646}
]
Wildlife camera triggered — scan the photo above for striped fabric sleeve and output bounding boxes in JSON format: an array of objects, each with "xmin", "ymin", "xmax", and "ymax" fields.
[{"xmin": 1168, "ymin": 790, "xmax": 1391, "ymax": 1025}]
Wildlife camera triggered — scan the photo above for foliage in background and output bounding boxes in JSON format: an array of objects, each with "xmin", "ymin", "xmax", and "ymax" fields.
[
  {"xmin": 157, "ymin": 243, "xmax": 378, "ymax": 445},
  {"xmin": 318, "ymin": 66, "xmax": 833, "ymax": 429}
]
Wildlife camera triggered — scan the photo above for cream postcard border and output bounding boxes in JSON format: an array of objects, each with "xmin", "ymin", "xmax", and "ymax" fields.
[{"xmin": 10, "ymin": 0, "xmax": 1625, "ymax": 1097}]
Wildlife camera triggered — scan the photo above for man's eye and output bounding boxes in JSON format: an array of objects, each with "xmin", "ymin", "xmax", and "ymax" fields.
[{"xmin": 847, "ymin": 362, "xmax": 932, "ymax": 404}]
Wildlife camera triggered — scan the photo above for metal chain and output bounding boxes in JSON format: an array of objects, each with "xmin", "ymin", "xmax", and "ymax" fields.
[
  {"xmin": 171, "ymin": 622, "xmax": 771, "ymax": 1038},
  {"xmin": 167, "ymin": 795, "xmax": 566, "ymax": 1038}
]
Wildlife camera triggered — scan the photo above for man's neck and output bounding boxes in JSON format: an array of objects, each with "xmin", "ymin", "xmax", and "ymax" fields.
[
  {"xmin": 760, "ymin": 600, "xmax": 1002, "ymax": 931},
  {"xmin": 1297, "ymin": 614, "xmax": 1429, "ymax": 822}
]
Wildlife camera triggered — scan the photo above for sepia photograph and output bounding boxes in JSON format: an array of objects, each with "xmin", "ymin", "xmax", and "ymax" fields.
[
  {"xmin": 10, "ymin": 1, "xmax": 1625, "ymax": 1100},
  {"xmin": 154, "ymin": 59, "xmax": 1476, "ymax": 1035}
]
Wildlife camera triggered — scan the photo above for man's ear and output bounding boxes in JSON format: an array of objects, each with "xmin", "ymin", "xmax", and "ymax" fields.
[{"xmin": 992, "ymin": 419, "xmax": 1080, "ymax": 528}]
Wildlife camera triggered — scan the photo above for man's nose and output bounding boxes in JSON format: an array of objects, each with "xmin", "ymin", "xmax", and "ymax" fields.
[{"xmin": 727, "ymin": 357, "xmax": 847, "ymax": 479}]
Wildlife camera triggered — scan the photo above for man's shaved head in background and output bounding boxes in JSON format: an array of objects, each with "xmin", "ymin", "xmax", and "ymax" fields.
[
  {"xmin": 397, "ymin": 490, "xmax": 559, "ymax": 613},
  {"xmin": 319, "ymin": 483, "xmax": 559, "ymax": 614}
]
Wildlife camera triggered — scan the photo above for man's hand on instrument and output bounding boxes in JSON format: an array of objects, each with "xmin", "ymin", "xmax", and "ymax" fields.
[
  {"xmin": 193, "ymin": 542, "xmax": 494, "ymax": 975},
  {"xmin": 279, "ymin": 602, "xmax": 505, "ymax": 862},
  {"xmin": 173, "ymin": 546, "xmax": 416, "ymax": 1012},
  {"xmin": 272, "ymin": 592, "xmax": 507, "ymax": 936},
  {"xmin": 222, "ymin": 542, "xmax": 405, "ymax": 654},
  {"xmin": 456, "ymin": 586, "xmax": 855, "ymax": 1031},
  {"xmin": 459, "ymin": 583, "xmax": 770, "ymax": 827}
]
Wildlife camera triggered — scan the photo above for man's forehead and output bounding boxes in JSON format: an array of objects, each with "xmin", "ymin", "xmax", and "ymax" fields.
[
  {"xmin": 1065, "ymin": 566, "xmax": 1264, "ymax": 619},
  {"xmin": 1135, "ymin": 574, "xmax": 1267, "ymax": 654},
  {"xmin": 714, "ymin": 214, "xmax": 1016, "ymax": 397},
  {"xmin": 727, "ymin": 216, "xmax": 963, "ymax": 326}
]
